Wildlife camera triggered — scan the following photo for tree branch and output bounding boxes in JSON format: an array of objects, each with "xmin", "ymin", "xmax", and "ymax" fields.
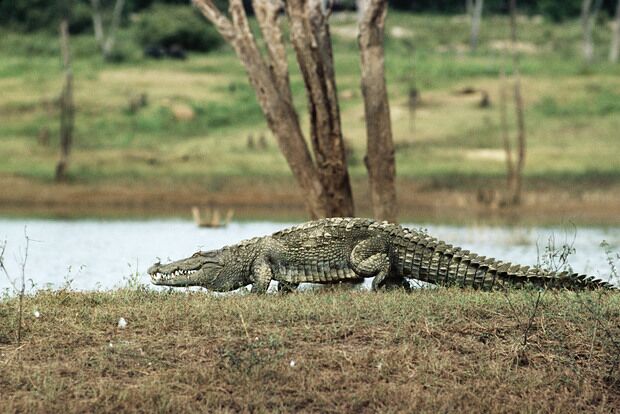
[
  {"xmin": 252, "ymin": 0, "xmax": 293, "ymax": 102},
  {"xmin": 192, "ymin": 0, "xmax": 236, "ymax": 42}
]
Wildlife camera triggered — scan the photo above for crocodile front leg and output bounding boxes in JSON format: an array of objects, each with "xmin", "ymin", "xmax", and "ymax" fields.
[
  {"xmin": 250, "ymin": 258, "xmax": 272, "ymax": 294},
  {"xmin": 350, "ymin": 237, "xmax": 391, "ymax": 290}
]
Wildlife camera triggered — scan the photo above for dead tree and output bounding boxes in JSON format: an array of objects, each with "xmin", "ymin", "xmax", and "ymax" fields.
[
  {"xmin": 581, "ymin": 0, "xmax": 603, "ymax": 64},
  {"xmin": 359, "ymin": 0, "xmax": 397, "ymax": 222},
  {"xmin": 194, "ymin": 0, "xmax": 401, "ymax": 219},
  {"xmin": 610, "ymin": 0, "xmax": 620, "ymax": 63},
  {"xmin": 55, "ymin": 19, "xmax": 74, "ymax": 182},
  {"xmin": 497, "ymin": 0, "xmax": 525, "ymax": 205},
  {"xmin": 498, "ymin": 65, "xmax": 515, "ymax": 199},
  {"xmin": 469, "ymin": 0, "xmax": 484, "ymax": 51},
  {"xmin": 90, "ymin": 0, "xmax": 125, "ymax": 60}
]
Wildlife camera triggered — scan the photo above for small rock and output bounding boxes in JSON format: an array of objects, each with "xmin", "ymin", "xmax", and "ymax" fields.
[{"xmin": 289, "ymin": 360, "xmax": 296, "ymax": 367}]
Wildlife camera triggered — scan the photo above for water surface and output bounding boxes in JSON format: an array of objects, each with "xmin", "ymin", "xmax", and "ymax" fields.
[{"xmin": 0, "ymin": 219, "xmax": 618, "ymax": 293}]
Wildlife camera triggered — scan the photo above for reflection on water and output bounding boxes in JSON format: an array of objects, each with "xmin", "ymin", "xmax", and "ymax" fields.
[{"xmin": 0, "ymin": 218, "xmax": 618, "ymax": 293}]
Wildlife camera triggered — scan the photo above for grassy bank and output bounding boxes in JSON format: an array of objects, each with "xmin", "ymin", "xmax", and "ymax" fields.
[
  {"xmin": 1, "ymin": 13, "xmax": 620, "ymax": 198},
  {"xmin": 1, "ymin": 289, "xmax": 619, "ymax": 412}
]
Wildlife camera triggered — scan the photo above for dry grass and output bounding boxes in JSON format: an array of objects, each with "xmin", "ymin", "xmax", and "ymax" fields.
[{"xmin": 1, "ymin": 289, "xmax": 619, "ymax": 412}]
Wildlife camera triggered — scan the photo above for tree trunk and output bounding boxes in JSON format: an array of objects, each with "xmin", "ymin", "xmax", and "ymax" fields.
[
  {"xmin": 358, "ymin": 0, "xmax": 397, "ymax": 222},
  {"xmin": 356, "ymin": 0, "xmax": 368, "ymax": 21},
  {"xmin": 56, "ymin": 19, "xmax": 74, "ymax": 182},
  {"xmin": 581, "ymin": 0, "xmax": 603, "ymax": 64},
  {"xmin": 90, "ymin": 0, "xmax": 105, "ymax": 47},
  {"xmin": 192, "ymin": 0, "xmax": 342, "ymax": 218},
  {"xmin": 465, "ymin": 0, "xmax": 473, "ymax": 16},
  {"xmin": 470, "ymin": 0, "xmax": 484, "ymax": 51},
  {"xmin": 285, "ymin": 0, "xmax": 354, "ymax": 218},
  {"xmin": 509, "ymin": 0, "xmax": 525, "ymax": 205},
  {"xmin": 498, "ymin": 64, "xmax": 515, "ymax": 190},
  {"xmin": 610, "ymin": 0, "xmax": 620, "ymax": 63}
]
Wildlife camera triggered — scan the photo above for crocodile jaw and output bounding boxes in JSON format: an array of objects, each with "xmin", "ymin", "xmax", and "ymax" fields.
[
  {"xmin": 149, "ymin": 266, "xmax": 204, "ymax": 286},
  {"xmin": 148, "ymin": 253, "xmax": 216, "ymax": 287}
]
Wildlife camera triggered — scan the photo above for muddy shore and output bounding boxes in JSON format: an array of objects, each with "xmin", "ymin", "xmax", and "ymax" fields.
[{"xmin": 1, "ymin": 176, "xmax": 618, "ymax": 225}]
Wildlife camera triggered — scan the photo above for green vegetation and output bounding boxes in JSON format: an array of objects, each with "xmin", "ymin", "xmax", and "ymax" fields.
[
  {"xmin": 0, "ymin": 11, "xmax": 619, "ymax": 215},
  {"xmin": 134, "ymin": 4, "xmax": 223, "ymax": 51},
  {"xmin": 1, "ymin": 288, "xmax": 618, "ymax": 411}
]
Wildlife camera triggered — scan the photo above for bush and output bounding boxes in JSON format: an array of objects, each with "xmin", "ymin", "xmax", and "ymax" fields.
[
  {"xmin": 0, "ymin": 0, "xmax": 93, "ymax": 33},
  {"xmin": 134, "ymin": 4, "xmax": 222, "ymax": 52}
]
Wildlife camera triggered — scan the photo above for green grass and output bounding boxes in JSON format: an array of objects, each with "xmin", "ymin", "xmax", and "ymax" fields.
[
  {"xmin": 1, "ymin": 288, "xmax": 619, "ymax": 412},
  {"xmin": 1, "ymin": 12, "xmax": 620, "ymax": 187}
]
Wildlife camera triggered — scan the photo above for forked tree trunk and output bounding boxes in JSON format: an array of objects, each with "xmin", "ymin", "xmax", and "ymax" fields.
[
  {"xmin": 192, "ymin": 0, "xmax": 353, "ymax": 218},
  {"xmin": 286, "ymin": 0, "xmax": 354, "ymax": 217},
  {"xmin": 358, "ymin": 0, "xmax": 397, "ymax": 222},
  {"xmin": 469, "ymin": 0, "xmax": 484, "ymax": 51},
  {"xmin": 55, "ymin": 19, "xmax": 74, "ymax": 182},
  {"xmin": 508, "ymin": 0, "xmax": 525, "ymax": 205},
  {"xmin": 610, "ymin": 0, "xmax": 620, "ymax": 63},
  {"xmin": 90, "ymin": 0, "xmax": 125, "ymax": 60}
]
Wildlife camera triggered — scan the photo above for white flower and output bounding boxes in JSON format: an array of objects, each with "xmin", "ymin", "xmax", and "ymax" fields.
[
  {"xmin": 118, "ymin": 317, "xmax": 127, "ymax": 329},
  {"xmin": 289, "ymin": 360, "xmax": 296, "ymax": 367},
  {"xmin": 33, "ymin": 310, "xmax": 40, "ymax": 318}
]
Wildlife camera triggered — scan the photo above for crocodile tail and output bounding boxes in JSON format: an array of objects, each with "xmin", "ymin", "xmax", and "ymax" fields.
[{"xmin": 393, "ymin": 231, "xmax": 616, "ymax": 291}]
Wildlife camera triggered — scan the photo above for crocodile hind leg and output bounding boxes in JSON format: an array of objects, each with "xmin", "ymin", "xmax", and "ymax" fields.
[
  {"xmin": 350, "ymin": 238, "xmax": 392, "ymax": 291},
  {"xmin": 250, "ymin": 258, "xmax": 272, "ymax": 294},
  {"xmin": 381, "ymin": 274, "xmax": 413, "ymax": 291}
]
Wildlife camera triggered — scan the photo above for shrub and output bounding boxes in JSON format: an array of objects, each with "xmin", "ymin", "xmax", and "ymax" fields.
[
  {"xmin": 134, "ymin": 4, "xmax": 222, "ymax": 52},
  {"xmin": 0, "ymin": 0, "xmax": 93, "ymax": 33}
]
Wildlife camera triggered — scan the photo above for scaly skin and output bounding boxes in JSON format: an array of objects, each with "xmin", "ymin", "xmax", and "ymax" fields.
[{"xmin": 148, "ymin": 218, "xmax": 616, "ymax": 292}]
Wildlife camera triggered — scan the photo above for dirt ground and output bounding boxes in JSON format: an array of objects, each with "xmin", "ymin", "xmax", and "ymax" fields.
[{"xmin": 1, "ymin": 290, "xmax": 619, "ymax": 413}]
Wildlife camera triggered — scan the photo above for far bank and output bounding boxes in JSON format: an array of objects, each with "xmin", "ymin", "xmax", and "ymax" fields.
[{"xmin": 1, "ymin": 175, "xmax": 619, "ymax": 226}]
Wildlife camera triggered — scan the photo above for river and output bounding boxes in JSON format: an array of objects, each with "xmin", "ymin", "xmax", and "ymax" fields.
[{"xmin": 0, "ymin": 218, "xmax": 618, "ymax": 293}]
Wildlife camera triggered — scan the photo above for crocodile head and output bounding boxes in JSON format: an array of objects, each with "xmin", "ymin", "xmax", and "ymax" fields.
[{"xmin": 148, "ymin": 248, "xmax": 249, "ymax": 291}]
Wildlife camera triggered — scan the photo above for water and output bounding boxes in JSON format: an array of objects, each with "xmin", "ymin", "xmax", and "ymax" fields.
[{"xmin": 0, "ymin": 218, "xmax": 618, "ymax": 293}]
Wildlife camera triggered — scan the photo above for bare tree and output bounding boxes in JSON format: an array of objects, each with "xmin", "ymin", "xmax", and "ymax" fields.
[
  {"xmin": 55, "ymin": 19, "xmax": 74, "ymax": 182},
  {"xmin": 498, "ymin": 0, "xmax": 526, "ymax": 205},
  {"xmin": 90, "ymin": 0, "xmax": 125, "ymax": 60},
  {"xmin": 509, "ymin": 0, "xmax": 526, "ymax": 204},
  {"xmin": 610, "ymin": 0, "xmax": 620, "ymax": 63},
  {"xmin": 359, "ymin": 0, "xmax": 397, "ymax": 222},
  {"xmin": 469, "ymin": 0, "xmax": 484, "ymax": 51},
  {"xmin": 498, "ymin": 65, "xmax": 515, "ymax": 198},
  {"xmin": 581, "ymin": 0, "xmax": 603, "ymax": 64},
  {"xmin": 192, "ymin": 0, "xmax": 351, "ymax": 218},
  {"xmin": 192, "ymin": 0, "xmax": 398, "ymax": 220}
]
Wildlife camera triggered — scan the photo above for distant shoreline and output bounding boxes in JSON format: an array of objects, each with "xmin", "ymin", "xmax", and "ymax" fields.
[{"xmin": 1, "ymin": 175, "xmax": 618, "ymax": 226}]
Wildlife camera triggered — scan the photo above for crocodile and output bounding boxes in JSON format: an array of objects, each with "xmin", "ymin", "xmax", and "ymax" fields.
[{"xmin": 147, "ymin": 217, "xmax": 615, "ymax": 293}]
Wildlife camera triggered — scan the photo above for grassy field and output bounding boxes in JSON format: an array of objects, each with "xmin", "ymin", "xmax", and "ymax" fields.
[
  {"xmin": 1, "ymin": 288, "xmax": 619, "ymax": 412},
  {"xmin": 1, "ymin": 12, "xmax": 620, "ymax": 220}
]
